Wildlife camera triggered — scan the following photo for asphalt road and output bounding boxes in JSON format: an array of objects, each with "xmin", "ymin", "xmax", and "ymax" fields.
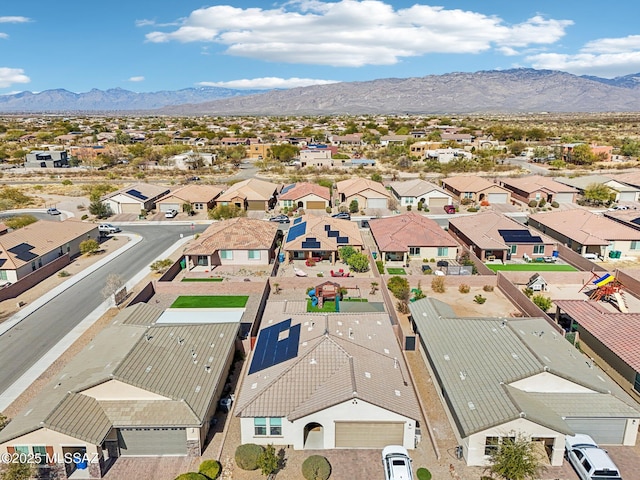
[{"xmin": 0, "ymin": 223, "xmax": 207, "ymax": 395}]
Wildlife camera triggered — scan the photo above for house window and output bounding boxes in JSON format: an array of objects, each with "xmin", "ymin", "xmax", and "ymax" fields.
[
  {"xmin": 220, "ymin": 250, "xmax": 233, "ymax": 260},
  {"xmin": 254, "ymin": 418, "xmax": 267, "ymax": 436},
  {"xmin": 31, "ymin": 261, "xmax": 36, "ymax": 271},
  {"xmin": 269, "ymin": 417, "xmax": 282, "ymax": 436},
  {"xmin": 0, "ymin": 271, "xmax": 6, "ymax": 281},
  {"xmin": 409, "ymin": 247, "xmax": 420, "ymax": 256},
  {"xmin": 194, "ymin": 203, "xmax": 204, "ymax": 210},
  {"xmin": 533, "ymin": 245, "xmax": 545, "ymax": 254},
  {"xmin": 484, "ymin": 437, "xmax": 499, "ymax": 455},
  {"xmin": 510, "ymin": 245, "xmax": 517, "ymax": 254},
  {"xmin": 32, "ymin": 446, "xmax": 46, "ymax": 465},
  {"xmin": 283, "ymin": 200, "xmax": 292, "ymax": 207},
  {"xmin": 632, "ymin": 241, "xmax": 640, "ymax": 250},
  {"xmin": 535, "ymin": 193, "xmax": 541, "ymax": 200},
  {"xmin": 14, "ymin": 446, "xmax": 29, "ymax": 455},
  {"xmin": 437, "ymin": 247, "xmax": 449, "ymax": 257},
  {"xmin": 248, "ymin": 250, "xmax": 261, "ymax": 260},
  {"xmin": 464, "ymin": 192, "xmax": 473, "ymax": 199},
  {"xmin": 197, "ymin": 255, "xmax": 208, "ymax": 266}
]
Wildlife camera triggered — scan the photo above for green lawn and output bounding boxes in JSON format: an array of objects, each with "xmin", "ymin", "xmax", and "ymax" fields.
[
  {"xmin": 181, "ymin": 277, "xmax": 224, "ymax": 282},
  {"xmin": 387, "ymin": 268, "xmax": 407, "ymax": 275},
  {"xmin": 170, "ymin": 295, "xmax": 248, "ymax": 308},
  {"xmin": 486, "ymin": 263, "xmax": 577, "ymax": 272},
  {"xmin": 307, "ymin": 299, "xmax": 339, "ymax": 312}
]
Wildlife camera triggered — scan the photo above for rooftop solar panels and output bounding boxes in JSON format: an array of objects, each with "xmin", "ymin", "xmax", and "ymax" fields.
[
  {"xmin": 249, "ymin": 319, "xmax": 301, "ymax": 374},
  {"xmin": 286, "ymin": 221, "xmax": 307, "ymax": 242},
  {"xmin": 301, "ymin": 238, "xmax": 321, "ymax": 249},
  {"xmin": 337, "ymin": 236, "xmax": 349, "ymax": 244},
  {"xmin": 328, "ymin": 230, "xmax": 339, "ymax": 237},
  {"xmin": 8, "ymin": 243, "xmax": 37, "ymax": 262},
  {"xmin": 293, "ymin": 217, "xmax": 303, "ymax": 225},
  {"xmin": 497, "ymin": 229, "xmax": 543, "ymax": 244},
  {"xmin": 126, "ymin": 189, "xmax": 149, "ymax": 201},
  {"xmin": 281, "ymin": 183, "xmax": 296, "ymax": 195}
]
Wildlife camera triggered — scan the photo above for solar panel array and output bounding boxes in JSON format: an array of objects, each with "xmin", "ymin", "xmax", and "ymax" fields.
[
  {"xmin": 337, "ymin": 236, "xmax": 349, "ymax": 244},
  {"xmin": 497, "ymin": 229, "xmax": 543, "ymax": 244},
  {"xmin": 126, "ymin": 189, "xmax": 149, "ymax": 200},
  {"xmin": 280, "ymin": 183, "xmax": 296, "ymax": 195},
  {"xmin": 301, "ymin": 237, "xmax": 321, "ymax": 249},
  {"xmin": 249, "ymin": 319, "xmax": 301, "ymax": 374},
  {"xmin": 8, "ymin": 243, "xmax": 38, "ymax": 262},
  {"xmin": 286, "ymin": 221, "xmax": 307, "ymax": 242},
  {"xmin": 293, "ymin": 217, "xmax": 303, "ymax": 225}
]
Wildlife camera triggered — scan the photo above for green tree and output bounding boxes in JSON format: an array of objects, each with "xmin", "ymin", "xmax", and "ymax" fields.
[
  {"xmin": 256, "ymin": 444, "xmax": 279, "ymax": 476},
  {"xmin": 182, "ymin": 203, "xmax": 193, "ymax": 216},
  {"xmin": 80, "ymin": 239, "xmax": 100, "ymax": 255},
  {"xmin": 508, "ymin": 141, "xmax": 527, "ymax": 156},
  {"xmin": 0, "ymin": 460, "xmax": 35, "ymax": 480},
  {"xmin": 620, "ymin": 137, "xmax": 640, "ymax": 157},
  {"xmin": 89, "ymin": 200, "xmax": 112, "ymax": 219},
  {"xmin": 269, "ymin": 144, "xmax": 299, "ymax": 162},
  {"xmin": 348, "ymin": 199, "xmax": 359, "ymax": 213},
  {"xmin": 345, "ymin": 252, "xmax": 370, "ymax": 272},
  {"xmin": 487, "ymin": 434, "xmax": 545, "ymax": 480},
  {"xmin": 338, "ymin": 246, "xmax": 357, "ymax": 263},
  {"xmin": 387, "ymin": 276, "xmax": 410, "ymax": 301},
  {"xmin": 532, "ymin": 294, "xmax": 552, "ymax": 312},
  {"xmin": 567, "ymin": 144, "xmax": 596, "ymax": 165},
  {"xmin": 583, "ymin": 183, "xmax": 613, "ymax": 205}
]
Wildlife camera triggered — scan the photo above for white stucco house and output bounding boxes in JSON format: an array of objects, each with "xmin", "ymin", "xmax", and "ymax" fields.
[
  {"xmin": 235, "ymin": 305, "xmax": 421, "ymax": 450},
  {"xmin": 388, "ymin": 178, "xmax": 453, "ymax": 209}
]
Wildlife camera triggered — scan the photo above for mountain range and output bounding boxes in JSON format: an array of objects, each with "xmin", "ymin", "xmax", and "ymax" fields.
[{"xmin": 3, "ymin": 69, "xmax": 640, "ymax": 115}]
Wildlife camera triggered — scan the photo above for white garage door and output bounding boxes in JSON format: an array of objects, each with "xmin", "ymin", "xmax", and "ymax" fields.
[
  {"xmin": 618, "ymin": 191, "xmax": 637, "ymax": 203},
  {"xmin": 119, "ymin": 427, "xmax": 187, "ymax": 456},
  {"xmin": 121, "ymin": 202, "xmax": 143, "ymax": 214},
  {"xmin": 367, "ymin": 198, "xmax": 388, "ymax": 209},
  {"xmin": 487, "ymin": 193, "xmax": 508, "ymax": 204},
  {"xmin": 554, "ymin": 193, "xmax": 574, "ymax": 204},
  {"xmin": 564, "ymin": 418, "xmax": 626, "ymax": 445},
  {"xmin": 159, "ymin": 203, "xmax": 180, "ymax": 212},
  {"xmin": 334, "ymin": 422, "xmax": 404, "ymax": 448}
]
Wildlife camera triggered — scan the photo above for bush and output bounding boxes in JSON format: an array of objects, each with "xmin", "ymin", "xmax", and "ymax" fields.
[
  {"xmin": 4, "ymin": 214, "xmax": 37, "ymax": 230},
  {"xmin": 81, "ymin": 214, "xmax": 89, "ymax": 220},
  {"xmin": 483, "ymin": 284, "xmax": 494, "ymax": 292},
  {"xmin": 523, "ymin": 287, "xmax": 534, "ymax": 298},
  {"xmin": 257, "ymin": 444, "xmax": 279, "ymax": 476},
  {"xmin": 61, "ymin": 179, "xmax": 73, "ymax": 186},
  {"xmin": 58, "ymin": 270, "xmax": 71, "ymax": 278},
  {"xmin": 150, "ymin": 258, "xmax": 173, "ymax": 273},
  {"xmin": 466, "ymin": 207, "xmax": 478, "ymax": 212},
  {"xmin": 458, "ymin": 284, "xmax": 470, "ymax": 294},
  {"xmin": 406, "ymin": 205, "xmax": 412, "ymax": 211},
  {"xmin": 551, "ymin": 201, "xmax": 559, "ymax": 208},
  {"xmin": 235, "ymin": 443, "xmax": 264, "ymax": 471},
  {"xmin": 397, "ymin": 300, "xmax": 409, "ymax": 314},
  {"xmin": 345, "ymin": 252, "xmax": 369, "ymax": 272},
  {"xmin": 339, "ymin": 246, "xmax": 357, "ymax": 263},
  {"xmin": 474, "ymin": 294, "xmax": 486, "ymax": 304},
  {"xmin": 79, "ymin": 239, "xmax": 100, "ymax": 255},
  {"xmin": 387, "ymin": 276, "xmax": 410, "ymax": 300},
  {"xmin": 416, "ymin": 468, "xmax": 432, "ymax": 480},
  {"xmin": 538, "ymin": 198, "xmax": 546, "ymax": 207},
  {"xmin": 208, "ymin": 204, "xmax": 246, "ymax": 220},
  {"xmin": 376, "ymin": 260, "xmax": 384, "ymax": 274},
  {"xmin": 302, "ymin": 455, "xmax": 331, "ymax": 480},
  {"xmin": 528, "ymin": 200, "xmax": 538, "ymax": 207},
  {"xmin": 532, "ymin": 294, "xmax": 553, "ymax": 312},
  {"xmin": 198, "ymin": 460, "xmax": 221, "ymax": 479},
  {"xmin": 431, "ymin": 276, "xmax": 446, "ymax": 293},
  {"xmin": 460, "ymin": 198, "xmax": 472, "ymax": 205},
  {"xmin": 175, "ymin": 474, "xmax": 207, "ymax": 480}
]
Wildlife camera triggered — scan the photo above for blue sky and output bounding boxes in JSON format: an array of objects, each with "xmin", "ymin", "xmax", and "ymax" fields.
[{"xmin": 2, "ymin": 0, "xmax": 640, "ymax": 94}]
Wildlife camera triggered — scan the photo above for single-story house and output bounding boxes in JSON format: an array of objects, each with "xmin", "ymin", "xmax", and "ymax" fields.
[
  {"xmin": 555, "ymin": 300, "xmax": 640, "ymax": 403},
  {"xmin": 424, "ymin": 148, "xmax": 472, "ymax": 163},
  {"xmin": 278, "ymin": 183, "xmax": 331, "ymax": 211},
  {"xmin": 554, "ymin": 175, "xmax": 640, "ymax": 203},
  {"xmin": 0, "ymin": 303, "xmax": 239, "ymax": 478},
  {"xmin": 235, "ymin": 305, "xmax": 422, "ymax": 450},
  {"xmin": 379, "ymin": 135, "xmax": 410, "ymax": 146},
  {"xmin": 215, "ymin": 178, "xmax": 279, "ymax": 211},
  {"xmin": 388, "ymin": 179, "xmax": 453, "ymax": 209},
  {"xmin": 441, "ymin": 176, "xmax": 511, "ymax": 204},
  {"xmin": 528, "ymin": 209, "xmax": 640, "ymax": 257},
  {"xmin": 335, "ymin": 178, "xmax": 390, "ymax": 211},
  {"xmin": 167, "ymin": 151, "xmax": 216, "ymax": 170},
  {"xmin": 410, "ymin": 298, "xmax": 640, "ymax": 467},
  {"xmin": 283, "ymin": 214, "xmax": 364, "ymax": 263},
  {"xmin": 0, "ymin": 219, "xmax": 98, "ymax": 284},
  {"xmin": 156, "ymin": 184, "xmax": 224, "ymax": 214},
  {"xmin": 369, "ymin": 212, "xmax": 459, "ymax": 263},
  {"xmin": 499, "ymin": 175, "xmax": 578, "ymax": 204},
  {"xmin": 448, "ymin": 211, "xmax": 557, "ymax": 262},
  {"xmin": 101, "ymin": 183, "xmax": 170, "ymax": 215},
  {"xmin": 24, "ymin": 150, "xmax": 69, "ymax": 168},
  {"xmin": 183, "ymin": 217, "xmax": 280, "ymax": 269}
]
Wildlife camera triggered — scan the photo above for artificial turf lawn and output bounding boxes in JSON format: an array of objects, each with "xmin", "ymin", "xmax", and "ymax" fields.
[
  {"xmin": 306, "ymin": 298, "xmax": 368, "ymax": 312},
  {"xmin": 486, "ymin": 263, "xmax": 577, "ymax": 272},
  {"xmin": 181, "ymin": 277, "xmax": 224, "ymax": 282},
  {"xmin": 170, "ymin": 295, "xmax": 248, "ymax": 308},
  {"xmin": 387, "ymin": 268, "xmax": 407, "ymax": 275}
]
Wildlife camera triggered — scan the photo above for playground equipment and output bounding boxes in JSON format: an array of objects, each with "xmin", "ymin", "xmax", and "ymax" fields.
[
  {"xmin": 579, "ymin": 272, "xmax": 628, "ymax": 313},
  {"xmin": 309, "ymin": 281, "xmax": 342, "ymax": 311}
]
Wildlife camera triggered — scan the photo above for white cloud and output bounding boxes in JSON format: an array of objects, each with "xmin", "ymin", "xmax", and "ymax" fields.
[
  {"xmin": 128, "ymin": 76, "xmax": 145, "ymax": 82},
  {"xmin": 135, "ymin": 19, "xmax": 156, "ymax": 27},
  {"xmin": 0, "ymin": 16, "xmax": 31, "ymax": 23},
  {"xmin": 0, "ymin": 33, "xmax": 7, "ymax": 39},
  {"xmin": 145, "ymin": 1, "xmax": 571, "ymax": 67},
  {"xmin": 197, "ymin": 77, "xmax": 340, "ymax": 89},
  {"xmin": 0, "ymin": 67, "xmax": 30, "ymax": 88},
  {"xmin": 528, "ymin": 34, "xmax": 640, "ymax": 78}
]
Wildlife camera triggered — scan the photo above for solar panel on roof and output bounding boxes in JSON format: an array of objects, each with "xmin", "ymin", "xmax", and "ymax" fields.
[
  {"xmin": 249, "ymin": 319, "xmax": 300, "ymax": 374},
  {"xmin": 324, "ymin": 224, "xmax": 331, "ymax": 231},
  {"xmin": 328, "ymin": 230, "xmax": 339, "ymax": 237},
  {"xmin": 301, "ymin": 240, "xmax": 321, "ymax": 249},
  {"xmin": 337, "ymin": 236, "xmax": 349, "ymax": 244},
  {"xmin": 293, "ymin": 217, "xmax": 303, "ymax": 225},
  {"xmin": 126, "ymin": 189, "xmax": 148, "ymax": 200},
  {"xmin": 281, "ymin": 184, "xmax": 296, "ymax": 194},
  {"xmin": 8, "ymin": 243, "xmax": 38, "ymax": 262},
  {"xmin": 497, "ymin": 229, "xmax": 542, "ymax": 244},
  {"xmin": 286, "ymin": 221, "xmax": 307, "ymax": 242}
]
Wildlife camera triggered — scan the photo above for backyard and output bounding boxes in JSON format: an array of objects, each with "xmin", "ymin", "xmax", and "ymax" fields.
[
  {"xmin": 486, "ymin": 263, "xmax": 577, "ymax": 272},
  {"xmin": 170, "ymin": 295, "xmax": 249, "ymax": 308}
]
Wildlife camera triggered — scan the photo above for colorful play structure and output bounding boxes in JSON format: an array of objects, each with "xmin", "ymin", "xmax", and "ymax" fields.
[
  {"xmin": 309, "ymin": 281, "xmax": 342, "ymax": 311},
  {"xmin": 579, "ymin": 272, "xmax": 628, "ymax": 313}
]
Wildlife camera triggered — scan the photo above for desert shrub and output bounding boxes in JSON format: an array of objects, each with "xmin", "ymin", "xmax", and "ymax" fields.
[
  {"xmin": 235, "ymin": 443, "xmax": 264, "ymax": 471},
  {"xmin": 466, "ymin": 207, "xmax": 478, "ymax": 212},
  {"xmin": 208, "ymin": 204, "xmax": 246, "ymax": 220},
  {"xmin": 460, "ymin": 198, "xmax": 472, "ymax": 205},
  {"xmin": 522, "ymin": 287, "xmax": 534, "ymax": 298},
  {"xmin": 431, "ymin": 276, "xmax": 446, "ymax": 293},
  {"xmin": 175, "ymin": 473, "xmax": 207, "ymax": 480},
  {"xmin": 532, "ymin": 294, "xmax": 553, "ymax": 312},
  {"xmin": 150, "ymin": 258, "xmax": 173, "ymax": 273},
  {"xmin": 429, "ymin": 258, "xmax": 436, "ymax": 263},
  {"xmin": 528, "ymin": 200, "xmax": 537, "ymax": 207},
  {"xmin": 302, "ymin": 455, "xmax": 331, "ymax": 480},
  {"xmin": 416, "ymin": 468, "xmax": 432, "ymax": 480},
  {"xmin": 199, "ymin": 460, "xmax": 221, "ymax": 479},
  {"xmin": 0, "ymin": 186, "xmax": 34, "ymax": 208},
  {"xmin": 81, "ymin": 214, "xmax": 89, "ymax": 220},
  {"xmin": 458, "ymin": 284, "xmax": 470, "ymax": 294},
  {"xmin": 551, "ymin": 201, "xmax": 559, "ymax": 208},
  {"xmin": 79, "ymin": 239, "xmax": 100, "ymax": 255},
  {"xmin": 538, "ymin": 198, "xmax": 546, "ymax": 207},
  {"xmin": 61, "ymin": 179, "xmax": 73, "ymax": 186},
  {"xmin": 406, "ymin": 205, "xmax": 412, "ymax": 211},
  {"xmin": 58, "ymin": 270, "xmax": 71, "ymax": 278},
  {"xmin": 474, "ymin": 294, "xmax": 486, "ymax": 304},
  {"xmin": 388, "ymin": 276, "xmax": 410, "ymax": 300},
  {"xmin": 325, "ymin": 206, "xmax": 331, "ymax": 213},
  {"xmin": 483, "ymin": 284, "xmax": 494, "ymax": 292},
  {"xmin": 376, "ymin": 260, "xmax": 384, "ymax": 274},
  {"xmin": 4, "ymin": 214, "xmax": 37, "ymax": 230},
  {"xmin": 397, "ymin": 300, "xmax": 409, "ymax": 314}
]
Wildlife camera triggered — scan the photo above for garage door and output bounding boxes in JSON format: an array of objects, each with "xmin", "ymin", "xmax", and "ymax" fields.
[
  {"xmin": 428, "ymin": 197, "xmax": 450, "ymax": 208},
  {"xmin": 119, "ymin": 427, "xmax": 187, "ymax": 456},
  {"xmin": 564, "ymin": 418, "xmax": 626, "ymax": 444},
  {"xmin": 159, "ymin": 203, "xmax": 180, "ymax": 212},
  {"xmin": 554, "ymin": 193, "xmax": 574, "ymax": 204},
  {"xmin": 121, "ymin": 202, "xmax": 143, "ymax": 214},
  {"xmin": 306, "ymin": 201, "xmax": 326, "ymax": 210},
  {"xmin": 335, "ymin": 422, "xmax": 404, "ymax": 448},
  {"xmin": 487, "ymin": 193, "xmax": 508, "ymax": 204},
  {"xmin": 367, "ymin": 198, "xmax": 388, "ymax": 209}
]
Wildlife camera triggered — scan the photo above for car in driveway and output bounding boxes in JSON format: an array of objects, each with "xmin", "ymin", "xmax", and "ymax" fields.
[
  {"xmin": 565, "ymin": 434, "xmax": 623, "ymax": 480},
  {"xmin": 98, "ymin": 224, "xmax": 121, "ymax": 234},
  {"xmin": 164, "ymin": 209, "xmax": 178, "ymax": 218},
  {"xmin": 46, "ymin": 207, "xmax": 61, "ymax": 215},
  {"xmin": 269, "ymin": 214, "xmax": 290, "ymax": 224},
  {"xmin": 332, "ymin": 212, "xmax": 351, "ymax": 220},
  {"xmin": 382, "ymin": 445, "xmax": 413, "ymax": 480},
  {"xmin": 443, "ymin": 205, "xmax": 456, "ymax": 214}
]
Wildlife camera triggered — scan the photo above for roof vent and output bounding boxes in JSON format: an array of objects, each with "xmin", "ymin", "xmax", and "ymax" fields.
[
  {"xmin": 468, "ymin": 402, "xmax": 476, "ymax": 411},
  {"xmin": 364, "ymin": 372, "xmax": 371, "ymax": 378},
  {"xmin": 145, "ymin": 365, "xmax": 152, "ymax": 373},
  {"xmin": 310, "ymin": 358, "xmax": 317, "ymax": 365},
  {"xmin": 395, "ymin": 390, "xmax": 401, "ymax": 397},
  {"xmin": 520, "ymin": 412, "xmax": 526, "ymax": 418},
  {"xmin": 459, "ymin": 370, "xmax": 467, "ymax": 380},
  {"xmin": 205, "ymin": 365, "xmax": 211, "ymax": 373}
]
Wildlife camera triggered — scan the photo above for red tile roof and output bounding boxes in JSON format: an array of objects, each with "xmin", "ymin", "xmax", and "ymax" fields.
[
  {"xmin": 184, "ymin": 217, "xmax": 279, "ymax": 254},
  {"xmin": 278, "ymin": 182, "xmax": 330, "ymax": 201},
  {"xmin": 369, "ymin": 212, "xmax": 458, "ymax": 252}
]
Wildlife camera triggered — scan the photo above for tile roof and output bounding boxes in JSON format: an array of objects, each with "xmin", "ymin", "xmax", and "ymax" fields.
[
  {"xmin": 184, "ymin": 217, "xmax": 279, "ymax": 255},
  {"xmin": 529, "ymin": 209, "xmax": 640, "ymax": 244},
  {"xmin": 102, "ymin": 182, "xmax": 170, "ymax": 201},
  {"xmin": 499, "ymin": 175, "xmax": 578, "ymax": 194},
  {"xmin": 441, "ymin": 175, "xmax": 508, "ymax": 193},
  {"xmin": 554, "ymin": 175, "xmax": 640, "ymax": 192},
  {"xmin": 278, "ymin": 182, "xmax": 330, "ymax": 201},
  {"xmin": 388, "ymin": 179, "xmax": 450, "ymax": 198},
  {"xmin": 449, "ymin": 211, "xmax": 556, "ymax": 250},
  {"xmin": 410, "ymin": 298, "xmax": 640, "ymax": 438},
  {"xmin": 216, "ymin": 178, "xmax": 278, "ymax": 202},
  {"xmin": 0, "ymin": 219, "xmax": 97, "ymax": 269},
  {"xmin": 235, "ymin": 306, "xmax": 421, "ymax": 422},
  {"xmin": 611, "ymin": 172, "xmax": 640, "ymax": 189},
  {"xmin": 369, "ymin": 212, "xmax": 459, "ymax": 252},
  {"xmin": 336, "ymin": 178, "xmax": 390, "ymax": 199},
  {"xmin": 157, "ymin": 184, "xmax": 224, "ymax": 203},
  {"xmin": 283, "ymin": 214, "xmax": 363, "ymax": 252}
]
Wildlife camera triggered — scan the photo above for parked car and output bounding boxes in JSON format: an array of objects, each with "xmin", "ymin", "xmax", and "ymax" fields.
[
  {"xmin": 332, "ymin": 212, "xmax": 351, "ymax": 220},
  {"xmin": 565, "ymin": 434, "xmax": 623, "ymax": 480},
  {"xmin": 382, "ymin": 445, "xmax": 413, "ymax": 480},
  {"xmin": 269, "ymin": 214, "xmax": 290, "ymax": 224},
  {"xmin": 609, "ymin": 205, "xmax": 629, "ymax": 211},
  {"xmin": 46, "ymin": 207, "xmax": 61, "ymax": 215},
  {"xmin": 165, "ymin": 209, "xmax": 178, "ymax": 218},
  {"xmin": 443, "ymin": 205, "xmax": 456, "ymax": 214},
  {"xmin": 98, "ymin": 224, "xmax": 121, "ymax": 234}
]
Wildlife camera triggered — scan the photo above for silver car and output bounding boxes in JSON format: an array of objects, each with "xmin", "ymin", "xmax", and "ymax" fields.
[
  {"xmin": 382, "ymin": 445, "xmax": 413, "ymax": 480},
  {"xmin": 565, "ymin": 434, "xmax": 622, "ymax": 480}
]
